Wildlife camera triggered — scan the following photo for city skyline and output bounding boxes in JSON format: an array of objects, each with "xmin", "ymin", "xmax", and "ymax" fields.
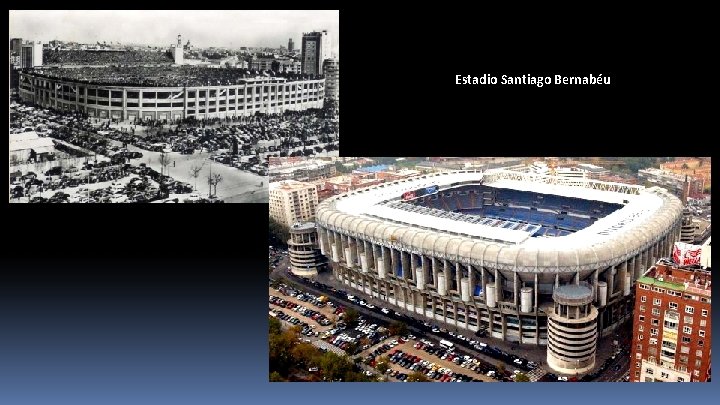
[{"xmin": 9, "ymin": 10, "xmax": 339, "ymax": 56}]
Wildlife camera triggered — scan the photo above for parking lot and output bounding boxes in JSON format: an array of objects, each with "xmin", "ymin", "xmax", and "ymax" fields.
[
  {"xmin": 366, "ymin": 338, "xmax": 496, "ymax": 382},
  {"xmin": 269, "ymin": 286, "xmax": 335, "ymax": 333},
  {"xmin": 271, "ymin": 262, "xmax": 591, "ymax": 382},
  {"xmin": 127, "ymin": 145, "xmax": 267, "ymax": 203},
  {"xmin": 270, "ymin": 272, "xmax": 552, "ymax": 382}
]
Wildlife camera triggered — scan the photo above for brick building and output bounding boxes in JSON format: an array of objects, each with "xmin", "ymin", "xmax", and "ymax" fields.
[{"xmin": 631, "ymin": 260, "xmax": 711, "ymax": 382}]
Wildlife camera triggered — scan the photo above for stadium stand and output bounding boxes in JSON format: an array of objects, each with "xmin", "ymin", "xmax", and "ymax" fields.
[{"xmin": 407, "ymin": 184, "xmax": 623, "ymax": 237}]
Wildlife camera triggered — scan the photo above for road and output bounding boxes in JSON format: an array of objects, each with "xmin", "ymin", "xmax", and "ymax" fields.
[
  {"xmin": 127, "ymin": 145, "xmax": 267, "ymax": 202},
  {"xmin": 594, "ymin": 348, "xmax": 631, "ymax": 382}
]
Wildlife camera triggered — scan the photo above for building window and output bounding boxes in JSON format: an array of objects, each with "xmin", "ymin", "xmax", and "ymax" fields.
[
  {"xmin": 684, "ymin": 316, "xmax": 693, "ymax": 325},
  {"xmin": 669, "ymin": 302, "xmax": 678, "ymax": 310},
  {"xmin": 637, "ymin": 344, "xmax": 642, "ymax": 350},
  {"xmin": 635, "ymin": 371, "xmax": 640, "ymax": 378},
  {"xmin": 680, "ymin": 342, "xmax": 690, "ymax": 350},
  {"xmin": 653, "ymin": 298, "xmax": 661, "ymax": 306},
  {"xmin": 638, "ymin": 334, "xmax": 643, "ymax": 340},
  {"xmin": 650, "ymin": 328, "xmax": 658, "ymax": 336},
  {"xmin": 698, "ymin": 330, "xmax": 705, "ymax": 337},
  {"xmin": 639, "ymin": 315, "xmax": 645, "ymax": 322},
  {"xmin": 683, "ymin": 326, "xmax": 692, "ymax": 334},
  {"xmin": 664, "ymin": 320, "xmax": 677, "ymax": 329},
  {"xmin": 700, "ymin": 319, "xmax": 706, "ymax": 327},
  {"xmin": 701, "ymin": 309, "xmax": 707, "ymax": 317},
  {"xmin": 661, "ymin": 372, "xmax": 669, "ymax": 379},
  {"xmin": 652, "ymin": 319, "xmax": 659, "ymax": 326},
  {"xmin": 677, "ymin": 377, "xmax": 685, "ymax": 382},
  {"xmin": 696, "ymin": 350, "xmax": 702, "ymax": 357},
  {"xmin": 685, "ymin": 306, "xmax": 694, "ymax": 314},
  {"xmin": 680, "ymin": 355, "xmax": 689, "ymax": 364},
  {"xmin": 641, "ymin": 296, "xmax": 647, "ymax": 303},
  {"xmin": 694, "ymin": 370, "xmax": 700, "ymax": 377},
  {"xmin": 646, "ymin": 368, "xmax": 654, "ymax": 375},
  {"xmin": 640, "ymin": 305, "xmax": 645, "ymax": 312},
  {"xmin": 652, "ymin": 308, "xmax": 660, "ymax": 316},
  {"xmin": 635, "ymin": 362, "xmax": 640, "ymax": 368},
  {"xmin": 649, "ymin": 337, "xmax": 658, "ymax": 345},
  {"xmin": 638, "ymin": 325, "xmax": 644, "ymax": 332}
]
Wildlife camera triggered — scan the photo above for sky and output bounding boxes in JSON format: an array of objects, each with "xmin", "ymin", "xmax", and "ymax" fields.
[{"xmin": 9, "ymin": 10, "xmax": 339, "ymax": 56}]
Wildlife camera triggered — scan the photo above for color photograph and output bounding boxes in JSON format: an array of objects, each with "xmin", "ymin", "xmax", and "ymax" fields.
[{"xmin": 268, "ymin": 157, "xmax": 711, "ymax": 382}]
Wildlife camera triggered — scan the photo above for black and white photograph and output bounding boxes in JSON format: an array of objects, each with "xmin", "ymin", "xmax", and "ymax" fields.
[{"xmin": 9, "ymin": 10, "xmax": 339, "ymax": 203}]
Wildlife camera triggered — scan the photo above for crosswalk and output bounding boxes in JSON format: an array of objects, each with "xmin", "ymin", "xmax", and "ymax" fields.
[{"xmin": 526, "ymin": 367, "xmax": 547, "ymax": 382}]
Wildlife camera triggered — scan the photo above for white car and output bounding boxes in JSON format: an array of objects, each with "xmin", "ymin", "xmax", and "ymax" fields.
[{"xmin": 381, "ymin": 308, "xmax": 390, "ymax": 314}]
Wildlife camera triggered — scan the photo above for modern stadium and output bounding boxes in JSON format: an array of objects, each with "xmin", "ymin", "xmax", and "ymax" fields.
[{"xmin": 315, "ymin": 169, "xmax": 684, "ymax": 374}]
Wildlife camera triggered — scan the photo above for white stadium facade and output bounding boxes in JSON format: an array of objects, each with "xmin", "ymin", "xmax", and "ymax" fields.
[{"xmin": 315, "ymin": 169, "xmax": 684, "ymax": 374}]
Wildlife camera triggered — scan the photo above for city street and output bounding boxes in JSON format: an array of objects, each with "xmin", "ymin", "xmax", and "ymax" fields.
[{"xmin": 127, "ymin": 145, "xmax": 267, "ymax": 202}]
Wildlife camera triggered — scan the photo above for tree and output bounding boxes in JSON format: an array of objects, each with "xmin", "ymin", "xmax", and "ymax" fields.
[
  {"xmin": 268, "ymin": 217, "xmax": 290, "ymax": 247},
  {"xmin": 189, "ymin": 165, "xmax": 202, "ymax": 192},
  {"xmin": 388, "ymin": 320, "xmax": 408, "ymax": 337},
  {"xmin": 514, "ymin": 372, "xmax": 530, "ymax": 382},
  {"xmin": 159, "ymin": 151, "xmax": 172, "ymax": 176},
  {"xmin": 406, "ymin": 371, "xmax": 430, "ymax": 382},
  {"xmin": 359, "ymin": 336, "xmax": 370, "ymax": 348},
  {"xmin": 291, "ymin": 341, "xmax": 319, "ymax": 368},
  {"xmin": 269, "ymin": 328, "xmax": 298, "ymax": 377},
  {"xmin": 212, "ymin": 173, "xmax": 223, "ymax": 196},
  {"xmin": 269, "ymin": 371, "xmax": 285, "ymax": 382},
  {"xmin": 318, "ymin": 351, "xmax": 353, "ymax": 381},
  {"xmin": 342, "ymin": 308, "xmax": 359, "ymax": 326},
  {"xmin": 269, "ymin": 316, "xmax": 282, "ymax": 336},
  {"xmin": 375, "ymin": 356, "xmax": 390, "ymax": 374}
]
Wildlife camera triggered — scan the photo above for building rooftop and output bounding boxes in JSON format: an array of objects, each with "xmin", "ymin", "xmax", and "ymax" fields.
[
  {"xmin": 269, "ymin": 180, "xmax": 315, "ymax": 192},
  {"xmin": 552, "ymin": 283, "xmax": 593, "ymax": 305},
  {"xmin": 9, "ymin": 131, "xmax": 55, "ymax": 152},
  {"xmin": 554, "ymin": 283, "xmax": 593, "ymax": 300},
  {"xmin": 638, "ymin": 260, "xmax": 711, "ymax": 297}
]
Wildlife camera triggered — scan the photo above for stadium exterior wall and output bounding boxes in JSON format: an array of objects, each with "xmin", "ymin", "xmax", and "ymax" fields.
[
  {"xmin": 315, "ymin": 170, "xmax": 684, "ymax": 351},
  {"xmin": 18, "ymin": 72, "xmax": 324, "ymax": 121}
]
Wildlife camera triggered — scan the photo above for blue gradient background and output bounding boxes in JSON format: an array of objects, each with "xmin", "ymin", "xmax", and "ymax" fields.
[{"xmin": 0, "ymin": 260, "xmax": 250, "ymax": 405}]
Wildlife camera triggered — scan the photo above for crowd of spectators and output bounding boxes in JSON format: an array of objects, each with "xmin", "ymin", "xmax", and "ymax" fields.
[
  {"xmin": 43, "ymin": 49, "xmax": 173, "ymax": 65},
  {"xmin": 26, "ymin": 65, "xmax": 323, "ymax": 87}
]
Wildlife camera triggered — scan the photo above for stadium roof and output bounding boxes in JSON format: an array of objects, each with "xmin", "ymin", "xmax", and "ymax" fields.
[{"xmin": 317, "ymin": 169, "xmax": 684, "ymax": 272}]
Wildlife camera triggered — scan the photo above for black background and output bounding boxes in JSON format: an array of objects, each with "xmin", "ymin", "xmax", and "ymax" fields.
[{"xmin": 1, "ymin": 4, "xmax": 712, "ymax": 404}]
